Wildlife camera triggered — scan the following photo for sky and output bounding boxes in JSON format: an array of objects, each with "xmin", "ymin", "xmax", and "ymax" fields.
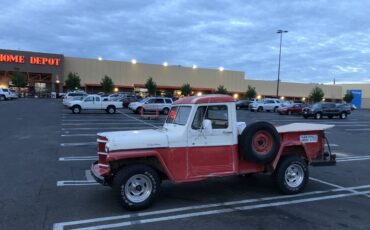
[{"xmin": 1, "ymin": 0, "xmax": 370, "ymax": 84}]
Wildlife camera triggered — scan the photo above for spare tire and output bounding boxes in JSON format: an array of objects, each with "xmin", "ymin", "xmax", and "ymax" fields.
[{"xmin": 239, "ymin": 121, "xmax": 280, "ymax": 164}]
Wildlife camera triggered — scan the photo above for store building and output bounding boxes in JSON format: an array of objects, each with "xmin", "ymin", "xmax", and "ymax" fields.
[{"xmin": 1, "ymin": 48, "xmax": 369, "ymax": 108}]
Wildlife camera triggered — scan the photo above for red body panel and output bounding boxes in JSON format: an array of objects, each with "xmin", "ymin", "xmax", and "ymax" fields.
[{"xmin": 174, "ymin": 95, "xmax": 235, "ymax": 105}]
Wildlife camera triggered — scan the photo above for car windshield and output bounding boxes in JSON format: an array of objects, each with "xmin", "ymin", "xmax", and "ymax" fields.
[
  {"xmin": 139, "ymin": 98, "xmax": 149, "ymax": 103},
  {"xmin": 312, "ymin": 103, "xmax": 321, "ymax": 109},
  {"xmin": 166, "ymin": 106, "xmax": 192, "ymax": 125}
]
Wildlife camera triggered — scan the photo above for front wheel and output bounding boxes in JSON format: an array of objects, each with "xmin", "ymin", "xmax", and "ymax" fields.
[
  {"xmin": 273, "ymin": 156, "xmax": 308, "ymax": 194},
  {"xmin": 315, "ymin": 113, "xmax": 322, "ymax": 119},
  {"xmin": 113, "ymin": 165, "xmax": 160, "ymax": 211},
  {"xmin": 107, "ymin": 106, "xmax": 116, "ymax": 114},
  {"xmin": 0, "ymin": 95, "xmax": 5, "ymax": 101},
  {"xmin": 72, "ymin": 105, "xmax": 81, "ymax": 114},
  {"xmin": 340, "ymin": 112, "xmax": 347, "ymax": 119},
  {"xmin": 162, "ymin": 107, "xmax": 169, "ymax": 115}
]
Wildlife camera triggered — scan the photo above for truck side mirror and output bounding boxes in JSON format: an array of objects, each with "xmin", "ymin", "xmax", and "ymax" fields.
[{"xmin": 202, "ymin": 119, "xmax": 213, "ymax": 135}]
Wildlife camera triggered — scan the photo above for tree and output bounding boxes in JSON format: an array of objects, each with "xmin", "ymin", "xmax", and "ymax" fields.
[
  {"xmin": 65, "ymin": 72, "xmax": 81, "ymax": 91},
  {"xmin": 343, "ymin": 91, "xmax": 354, "ymax": 103},
  {"xmin": 145, "ymin": 77, "xmax": 157, "ymax": 96},
  {"xmin": 181, "ymin": 83, "xmax": 192, "ymax": 96},
  {"xmin": 245, "ymin": 85, "xmax": 257, "ymax": 99},
  {"xmin": 309, "ymin": 86, "xmax": 324, "ymax": 103},
  {"xmin": 215, "ymin": 85, "xmax": 228, "ymax": 94},
  {"xmin": 11, "ymin": 71, "xmax": 27, "ymax": 89},
  {"xmin": 100, "ymin": 75, "xmax": 114, "ymax": 94}
]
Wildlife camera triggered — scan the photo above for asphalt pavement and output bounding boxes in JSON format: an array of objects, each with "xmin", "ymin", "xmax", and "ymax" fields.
[{"xmin": 0, "ymin": 99, "xmax": 370, "ymax": 230}]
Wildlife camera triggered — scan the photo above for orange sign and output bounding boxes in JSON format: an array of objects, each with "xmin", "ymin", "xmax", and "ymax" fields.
[
  {"xmin": 0, "ymin": 53, "xmax": 61, "ymax": 66},
  {"xmin": 0, "ymin": 54, "xmax": 25, "ymax": 63}
]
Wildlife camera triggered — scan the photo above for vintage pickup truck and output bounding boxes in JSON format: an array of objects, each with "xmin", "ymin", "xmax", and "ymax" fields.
[
  {"xmin": 67, "ymin": 94, "xmax": 123, "ymax": 114},
  {"xmin": 91, "ymin": 94, "xmax": 336, "ymax": 210}
]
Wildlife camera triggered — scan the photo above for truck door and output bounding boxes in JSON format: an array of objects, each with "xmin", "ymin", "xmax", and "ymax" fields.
[
  {"xmin": 82, "ymin": 96, "xmax": 95, "ymax": 109},
  {"xmin": 187, "ymin": 104, "xmax": 235, "ymax": 178},
  {"xmin": 94, "ymin": 96, "xmax": 102, "ymax": 109}
]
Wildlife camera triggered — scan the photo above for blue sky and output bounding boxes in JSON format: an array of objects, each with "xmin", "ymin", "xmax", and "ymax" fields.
[{"xmin": 1, "ymin": 0, "xmax": 370, "ymax": 84}]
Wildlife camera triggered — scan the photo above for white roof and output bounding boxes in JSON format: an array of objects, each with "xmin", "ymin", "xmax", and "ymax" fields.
[{"xmin": 276, "ymin": 123, "xmax": 334, "ymax": 133}]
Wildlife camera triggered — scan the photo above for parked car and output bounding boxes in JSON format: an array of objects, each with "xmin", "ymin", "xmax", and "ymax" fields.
[
  {"xmin": 62, "ymin": 92, "xmax": 88, "ymax": 105},
  {"xmin": 91, "ymin": 94, "xmax": 336, "ymax": 210},
  {"xmin": 0, "ymin": 88, "xmax": 12, "ymax": 101},
  {"xmin": 235, "ymin": 99, "xmax": 252, "ymax": 110},
  {"xmin": 302, "ymin": 102, "xmax": 351, "ymax": 119},
  {"xmin": 122, "ymin": 95, "xmax": 142, "ymax": 108},
  {"xmin": 250, "ymin": 98, "xmax": 281, "ymax": 112},
  {"xmin": 9, "ymin": 89, "xmax": 19, "ymax": 99},
  {"xmin": 67, "ymin": 94, "xmax": 123, "ymax": 114},
  {"xmin": 128, "ymin": 97, "xmax": 173, "ymax": 114},
  {"xmin": 277, "ymin": 103, "xmax": 306, "ymax": 115}
]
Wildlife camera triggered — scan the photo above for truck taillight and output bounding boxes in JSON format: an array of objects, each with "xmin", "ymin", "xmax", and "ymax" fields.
[{"xmin": 97, "ymin": 136, "xmax": 108, "ymax": 165}]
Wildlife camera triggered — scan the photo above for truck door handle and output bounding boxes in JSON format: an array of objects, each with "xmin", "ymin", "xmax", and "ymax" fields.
[{"xmin": 223, "ymin": 130, "xmax": 232, "ymax": 134}]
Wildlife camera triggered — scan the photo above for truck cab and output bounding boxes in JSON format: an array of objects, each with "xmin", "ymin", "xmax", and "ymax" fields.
[
  {"xmin": 67, "ymin": 94, "xmax": 123, "ymax": 114},
  {"xmin": 91, "ymin": 95, "xmax": 335, "ymax": 210}
]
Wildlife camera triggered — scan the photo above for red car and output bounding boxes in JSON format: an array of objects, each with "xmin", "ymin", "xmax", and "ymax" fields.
[{"xmin": 278, "ymin": 103, "xmax": 305, "ymax": 115}]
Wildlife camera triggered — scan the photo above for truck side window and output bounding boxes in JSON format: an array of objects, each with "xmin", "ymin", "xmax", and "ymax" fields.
[
  {"xmin": 85, "ymin": 96, "xmax": 94, "ymax": 102},
  {"xmin": 192, "ymin": 105, "xmax": 228, "ymax": 130},
  {"xmin": 95, "ymin": 97, "xmax": 100, "ymax": 102}
]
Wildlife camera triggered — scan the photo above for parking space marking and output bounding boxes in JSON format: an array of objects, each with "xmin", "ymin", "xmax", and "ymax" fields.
[
  {"xmin": 345, "ymin": 128, "xmax": 370, "ymax": 131},
  {"xmin": 118, "ymin": 111, "xmax": 160, "ymax": 128},
  {"xmin": 60, "ymin": 142, "xmax": 96, "ymax": 147},
  {"xmin": 61, "ymin": 134, "xmax": 97, "ymax": 137},
  {"xmin": 59, "ymin": 156, "xmax": 97, "ymax": 161},
  {"xmin": 56, "ymin": 180, "xmax": 98, "ymax": 186},
  {"xmin": 337, "ymin": 155, "xmax": 370, "ymax": 162},
  {"xmin": 85, "ymin": 170, "xmax": 94, "ymax": 181},
  {"xmin": 53, "ymin": 184, "xmax": 370, "ymax": 230},
  {"xmin": 62, "ymin": 122, "xmax": 164, "ymax": 126}
]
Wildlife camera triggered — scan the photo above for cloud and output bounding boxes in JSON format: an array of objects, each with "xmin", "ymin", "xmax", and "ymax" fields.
[{"xmin": 0, "ymin": 0, "xmax": 370, "ymax": 83}]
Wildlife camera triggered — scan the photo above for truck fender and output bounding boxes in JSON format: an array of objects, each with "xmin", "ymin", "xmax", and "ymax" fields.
[
  {"xmin": 107, "ymin": 149, "xmax": 175, "ymax": 181},
  {"xmin": 270, "ymin": 141, "xmax": 310, "ymax": 170}
]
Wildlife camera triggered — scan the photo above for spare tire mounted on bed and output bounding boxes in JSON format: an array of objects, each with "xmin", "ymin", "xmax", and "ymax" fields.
[{"xmin": 239, "ymin": 121, "xmax": 281, "ymax": 164}]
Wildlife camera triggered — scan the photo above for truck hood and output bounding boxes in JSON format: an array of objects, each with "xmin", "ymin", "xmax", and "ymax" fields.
[{"xmin": 98, "ymin": 129, "xmax": 169, "ymax": 151}]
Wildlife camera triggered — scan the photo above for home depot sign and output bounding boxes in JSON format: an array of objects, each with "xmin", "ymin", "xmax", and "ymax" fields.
[{"xmin": 0, "ymin": 53, "xmax": 61, "ymax": 66}]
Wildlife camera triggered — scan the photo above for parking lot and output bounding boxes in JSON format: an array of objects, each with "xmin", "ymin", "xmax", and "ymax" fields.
[{"xmin": 1, "ymin": 99, "xmax": 370, "ymax": 230}]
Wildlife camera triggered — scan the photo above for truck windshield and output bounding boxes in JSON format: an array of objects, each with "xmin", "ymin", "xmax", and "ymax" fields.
[{"xmin": 166, "ymin": 106, "xmax": 191, "ymax": 125}]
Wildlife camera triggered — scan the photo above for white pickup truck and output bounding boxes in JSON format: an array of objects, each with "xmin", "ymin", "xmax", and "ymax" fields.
[{"xmin": 67, "ymin": 94, "xmax": 123, "ymax": 114}]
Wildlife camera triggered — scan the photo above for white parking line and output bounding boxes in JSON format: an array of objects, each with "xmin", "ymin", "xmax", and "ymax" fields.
[
  {"xmin": 61, "ymin": 127, "xmax": 152, "ymax": 130},
  {"xmin": 56, "ymin": 181, "xmax": 98, "ymax": 186},
  {"xmin": 59, "ymin": 156, "xmax": 97, "ymax": 161},
  {"xmin": 53, "ymin": 184, "xmax": 370, "ymax": 230},
  {"xmin": 60, "ymin": 142, "xmax": 96, "ymax": 147},
  {"xmin": 118, "ymin": 111, "xmax": 160, "ymax": 128},
  {"xmin": 62, "ymin": 122, "xmax": 163, "ymax": 126},
  {"xmin": 85, "ymin": 170, "xmax": 94, "ymax": 181},
  {"xmin": 61, "ymin": 134, "xmax": 97, "ymax": 137},
  {"xmin": 345, "ymin": 128, "xmax": 370, "ymax": 131}
]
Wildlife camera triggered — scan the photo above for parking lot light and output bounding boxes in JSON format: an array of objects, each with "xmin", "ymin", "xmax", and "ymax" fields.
[
  {"xmin": 280, "ymin": 96, "xmax": 285, "ymax": 100},
  {"xmin": 257, "ymin": 95, "xmax": 262, "ymax": 99},
  {"xmin": 197, "ymin": 92, "xmax": 202, "ymax": 96},
  {"xmin": 98, "ymin": 57, "xmax": 103, "ymax": 61},
  {"xmin": 163, "ymin": 62, "xmax": 168, "ymax": 67},
  {"xmin": 114, "ymin": 88, "xmax": 119, "ymax": 92},
  {"xmin": 233, "ymin": 93, "xmax": 239, "ymax": 99},
  {"xmin": 131, "ymin": 59, "xmax": 137, "ymax": 64},
  {"xmin": 192, "ymin": 65, "xmax": 197, "ymax": 69},
  {"xmin": 302, "ymin": 97, "xmax": 306, "ymax": 101},
  {"xmin": 219, "ymin": 66, "xmax": 224, "ymax": 72},
  {"xmin": 56, "ymin": 79, "xmax": 60, "ymax": 84}
]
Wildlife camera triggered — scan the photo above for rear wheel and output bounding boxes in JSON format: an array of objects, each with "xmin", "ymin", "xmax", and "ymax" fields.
[
  {"xmin": 340, "ymin": 112, "xmax": 347, "ymax": 119},
  {"xmin": 135, "ymin": 107, "xmax": 143, "ymax": 114},
  {"xmin": 303, "ymin": 115, "xmax": 308, "ymax": 119},
  {"xmin": 273, "ymin": 156, "xmax": 308, "ymax": 194},
  {"xmin": 288, "ymin": 110, "xmax": 292, "ymax": 116},
  {"xmin": 236, "ymin": 106, "xmax": 240, "ymax": 110},
  {"xmin": 315, "ymin": 113, "xmax": 322, "ymax": 119},
  {"xmin": 107, "ymin": 106, "xmax": 116, "ymax": 114},
  {"xmin": 257, "ymin": 107, "xmax": 263, "ymax": 112},
  {"xmin": 273, "ymin": 107, "xmax": 278, "ymax": 112},
  {"xmin": 162, "ymin": 107, "xmax": 169, "ymax": 115},
  {"xmin": 72, "ymin": 105, "xmax": 81, "ymax": 114},
  {"xmin": 113, "ymin": 165, "xmax": 160, "ymax": 211},
  {"xmin": 0, "ymin": 95, "xmax": 5, "ymax": 101}
]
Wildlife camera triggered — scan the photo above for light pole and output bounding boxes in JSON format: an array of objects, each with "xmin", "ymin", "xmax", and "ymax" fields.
[{"xmin": 276, "ymin": 29, "xmax": 288, "ymax": 98}]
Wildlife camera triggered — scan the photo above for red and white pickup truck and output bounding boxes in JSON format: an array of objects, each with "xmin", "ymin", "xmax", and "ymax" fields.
[{"xmin": 91, "ymin": 95, "xmax": 336, "ymax": 210}]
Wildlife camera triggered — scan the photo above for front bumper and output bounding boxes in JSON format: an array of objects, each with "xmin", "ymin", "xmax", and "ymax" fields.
[{"xmin": 91, "ymin": 161, "xmax": 110, "ymax": 186}]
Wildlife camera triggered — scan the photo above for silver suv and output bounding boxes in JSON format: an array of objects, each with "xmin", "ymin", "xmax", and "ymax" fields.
[
  {"xmin": 0, "ymin": 88, "xmax": 11, "ymax": 101},
  {"xmin": 129, "ymin": 97, "xmax": 173, "ymax": 114},
  {"xmin": 250, "ymin": 98, "xmax": 282, "ymax": 112}
]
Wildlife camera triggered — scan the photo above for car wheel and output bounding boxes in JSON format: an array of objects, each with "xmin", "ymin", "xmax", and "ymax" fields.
[
  {"xmin": 135, "ymin": 107, "xmax": 143, "ymax": 114},
  {"xmin": 340, "ymin": 112, "xmax": 347, "ymax": 119},
  {"xmin": 273, "ymin": 156, "xmax": 309, "ymax": 194},
  {"xmin": 303, "ymin": 115, "xmax": 308, "ymax": 119},
  {"xmin": 107, "ymin": 106, "xmax": 116, "ymax": 114},
  {"xmin": 288, "ymin": 111, "xmax": 292, "ymax": 116},
  {"xmin": 0, "ymin": 95, "xmax": 5, "ymax": 101},
  {"xmin": 257, "ymin": 107, "xmax": 263, "ymax": 112},
  {"xmin": 315, "ymin": 113, "xmax": 322, "ymax": 119},
  {"xmin": 239, "ymin": 121, "xmax": 280, "ymax": 164},
  {"xmin": 113, "ymin": 165, "xmax": 160, "ymax": 211},
  {"xmin": 72, "ymin": 105, "xmax": 81, "ymax": 114},
  {"xmin": 162, "ymin": 108, "xmax": 169, "ymax": 115},
  {"xmin": 273, "ymin": 107, "xmax": 278, "ymax": 112},
  {"xmin": 236, "ymin": 106, "xmax": 240, "ymax": 110}
]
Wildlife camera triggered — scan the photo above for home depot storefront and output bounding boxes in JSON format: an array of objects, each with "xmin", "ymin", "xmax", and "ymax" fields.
[{"xmin": 0, "ymin": 49, "xmax": 63, "ymax": 96}]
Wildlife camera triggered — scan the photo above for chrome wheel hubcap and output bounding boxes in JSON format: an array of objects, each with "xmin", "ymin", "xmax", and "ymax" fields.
[
  {"xmin": 285, "ymin": 164, "xmax": 304, "ymax": 188},
  {"xmin": 124, "ymin": 174, "xmax": 152, "ymax": 203}
]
